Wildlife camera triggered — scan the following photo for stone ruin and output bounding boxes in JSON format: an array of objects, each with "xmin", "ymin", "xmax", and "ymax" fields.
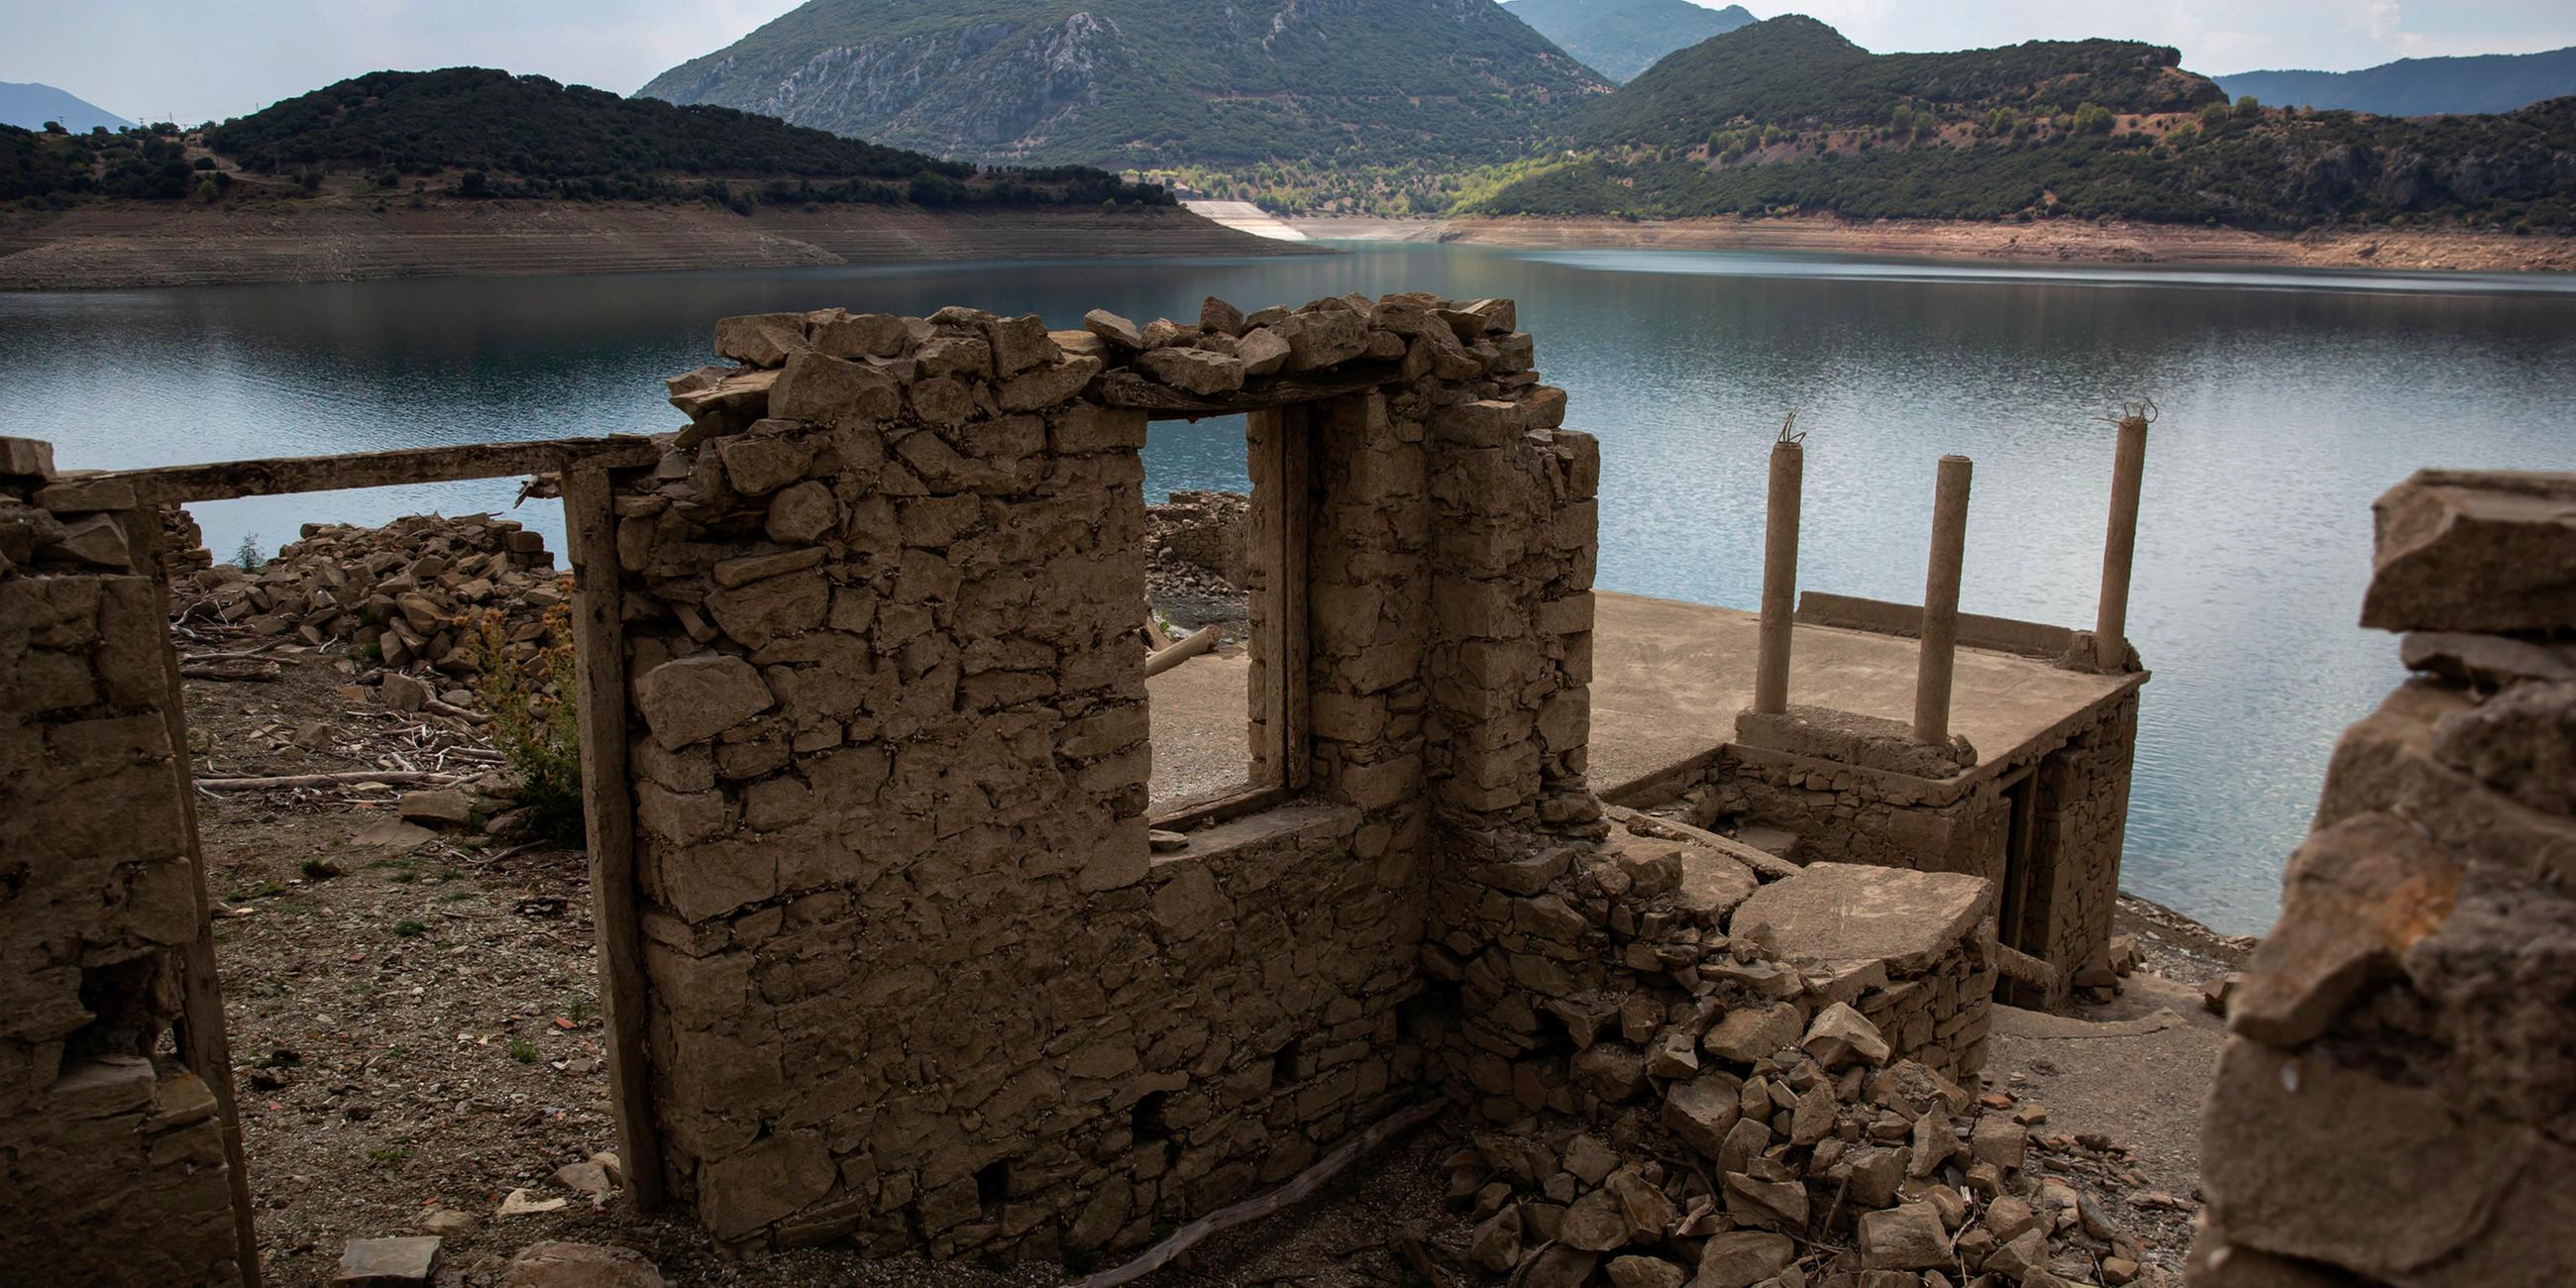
[
  {"xmin": 0, "ymin": 292, "xmax": 2257, "ymax": 1288},
  {"xmin": 0, "ymin": 439, "xmax": 251, "ymax": 1283},
  {"xmin": 2190, "ymin": 471, "xmax": 2576, "ymax": 1287}
]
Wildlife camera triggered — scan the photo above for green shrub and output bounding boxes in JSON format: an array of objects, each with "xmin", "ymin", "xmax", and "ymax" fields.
[{"xmin": 463, "ymin": 598, "xmax": 585, "ymax": 847}]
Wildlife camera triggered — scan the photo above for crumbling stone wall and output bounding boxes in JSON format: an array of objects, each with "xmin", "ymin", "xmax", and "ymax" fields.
[
  {"xmin": 0, "ymin": 439, "xmax": 248, "ymax": 1285},
  {"xmin": 620, "ymin": 293, "xmax": 1592, "ymax": 1259},
  {"xmin": 1658, "ymin": 689, "xmax": 2141, "ymax": 996},
  {"xmin": 2192, "ymin": 471, "xmax": 2576, "ymax": 1287}
]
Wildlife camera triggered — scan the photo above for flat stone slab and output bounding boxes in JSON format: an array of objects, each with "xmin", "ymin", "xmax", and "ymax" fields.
[
  {"xmin": 336, "ymin": 1236, "xmax": 441, "ymax": 1286},
  {"xmin": 1728, "ymin": 863, "xmax": 1992, "ymax": 974}
]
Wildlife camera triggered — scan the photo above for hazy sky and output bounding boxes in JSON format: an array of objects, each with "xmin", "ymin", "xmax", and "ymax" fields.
[{"xmin": 6, "ymin": 0, "xmax": 2572, "ymax": 126}]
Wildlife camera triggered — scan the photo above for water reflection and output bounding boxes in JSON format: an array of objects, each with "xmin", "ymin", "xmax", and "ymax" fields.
[{"xmin": 4, "ymin": 243, "xmax": 2569, "ymax": 933}]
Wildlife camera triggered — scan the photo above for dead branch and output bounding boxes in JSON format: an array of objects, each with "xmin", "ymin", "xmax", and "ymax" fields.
[
  {"xmin": 192, "ymin": 770, "xmax": 466, "ymax": 792},
  {"xmin": 1069, "ymin": 1099, "xmax": 1448, "ymax": 1288}
]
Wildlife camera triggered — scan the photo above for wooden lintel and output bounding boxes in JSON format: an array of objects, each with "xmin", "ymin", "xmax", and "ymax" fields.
[
  {"xmin": 97, "ymin": 436, "xmax": 662, "ymax": 505},
  {"xmin": 1096, "ymin": 363, "xmax": 1402, "ymax": 420}
]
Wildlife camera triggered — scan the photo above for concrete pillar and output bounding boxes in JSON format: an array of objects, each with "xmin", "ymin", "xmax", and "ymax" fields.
[
  {"xmin": 1914, "ymin": 455, "xmax": 1973, "ymax": 745},
  {"xmin": 1754, "ymin": 438, "xmax": 1803, "ymax": 714},
  {"xmin": 2093, "ymin": 415, "xmax": 2148, "ymax": 670}
]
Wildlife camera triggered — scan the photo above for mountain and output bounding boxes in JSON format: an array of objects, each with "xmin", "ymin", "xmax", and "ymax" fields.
[
  {"xmin": 1474, "ymin": 18, "xmax": 2576, "ymax": 231},
  {"xmin": 2214, "ymin": 47, "xmax": 2576, "ymax": 118},
  {"xmin": 0, "ymin": 81, "xmax": 131, "ymax": 133},
  {"xmin": 1500, "ymin": 0, "xmax": 1757, "ymax": 83},
  {"xmin": 637, "ymin": 0, "xmax": 1608, "ymax": 174}
]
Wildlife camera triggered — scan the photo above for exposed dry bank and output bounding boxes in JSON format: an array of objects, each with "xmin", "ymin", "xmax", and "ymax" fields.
[
  {"xmin": 1299, "ymin": 213, "xmax": 2576, "ymax": 272},
  {"xmin": 0, "ymin": 199, "xmax": 1317, "ymax": 291}
]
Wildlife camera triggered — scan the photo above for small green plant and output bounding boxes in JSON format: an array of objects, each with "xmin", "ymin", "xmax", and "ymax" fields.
[
  {"xmin": 367, "ymin": 1145, "xmax": 413, "ymax": 1163},
  {"xmin": 566, "ymin": 997, "xmax": 598, "ymax": 1025},
  {"xmin": 232, "ymin": 533, "xmax": 266, "ymax": 572},
  {"xmin": 392, "ymin": 919, "xmax": 427, "ymax": 938},
  {"xmin": 507, "ymin": 1038, "xmax": 539, "ymax": 1063},
  {"xmin": 464, "ymin": 599, "xmax": 586, "ymax": 847}
]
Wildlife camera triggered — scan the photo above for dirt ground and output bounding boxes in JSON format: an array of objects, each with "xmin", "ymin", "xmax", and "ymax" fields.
[
  {"xmin": 184, "ymin": 640, "xmax": 2235, "ymax": 1284},
  {"xmin": 1298, "ymin": 213, "xmax": 2576, "ymax": 273}
]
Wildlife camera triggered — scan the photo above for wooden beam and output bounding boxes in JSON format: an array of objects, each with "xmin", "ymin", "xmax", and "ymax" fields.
[
  {"xmin": 136, "ymin": 521, "xmax": 263, "ymax": 1287},
  {"xmin": 94, "ymin": 435, "xmax": 661, "ymax": 505},
  {"xmin": 563, "ymin": 467, "xmax": 663, "ymax": 1211},
  {"xmin": 1096, "ymin": 363, "xmax": 1402, "ymax": 419}
]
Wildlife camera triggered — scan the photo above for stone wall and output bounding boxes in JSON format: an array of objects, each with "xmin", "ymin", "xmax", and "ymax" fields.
[
  {"xmin": 618, "ymin": 293, "xmax": 1595, "ymax": 1258},
  {"xmin": 0, "ymin": 439, "xmax": 248, "ymax": 1285},
  {"xmin": 2191, "ymin": 471, "xmax": 2576, "ymax": 1287},
  {"xmin": 1658, "ymin": 688, "xmax": 2140, "ymax": 998}
]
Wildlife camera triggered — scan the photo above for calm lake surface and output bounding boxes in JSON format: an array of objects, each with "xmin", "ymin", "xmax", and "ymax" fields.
[{"xmin": 6, "ymin": 242, "xmax": 2571, "ymax": 934}]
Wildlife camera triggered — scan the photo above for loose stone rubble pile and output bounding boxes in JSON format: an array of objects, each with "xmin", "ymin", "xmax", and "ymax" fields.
[
  {"xmin": 174, "ymin": 513, "xmax": 564, "ymax": 672},
  {"xmin": 1409, "ymin": 802, "xmax": 2161, "ymax": 1288},
  {"xmin": 0, "ymin": 437, "xmax": 247, "ymax": 1283},
  {"xmin": 2191, "ymin": 471, "xmax": 2576, "ymax": 1287},
  {"xmin": 1145, "ymin": 488, "xmax": 1250, "ymax": 601}
]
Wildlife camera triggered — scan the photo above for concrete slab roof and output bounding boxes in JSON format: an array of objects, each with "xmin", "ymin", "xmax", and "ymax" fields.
[{"xmin": 1586, "ymin": 590, "xmax": 2139, "ymax": 797}]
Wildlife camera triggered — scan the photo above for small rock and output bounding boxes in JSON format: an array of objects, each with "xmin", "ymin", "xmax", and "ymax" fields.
[
  {"xmin": 1693, "ymin": 1231, "xmax": 1794, "ymax": 1288},
  {"xmin": 551, "ymin": 1160, "xmax": 612, "ymax": 1206},
  {"xmin": 1858, "ymin": 1202, "xmax": 1953, "ymax": 1271},
  {"xmin": 381, "ymin": 672, "xmax": 431, "ymax": 711},
  {"xmin": 398, "ymin": 789, "xmax": 474, "ymax": 826},
  {"xmin": 1563, "ymin": 1133, "xmax": 1620, "ymax": 1186},
  {"xmin": 1606, "ymin": 1254, "xmax": 1685, "ymax": 1288},
  {"xmin": 1802, "ymin": 1002, "xmax": 1892, "ymax": 1068},
  {"xmin": 1520, "ymin": 1245, "xmax": 1597, "ymax": 1288},
  {"xmin": 1148, "ymin": 829, "xmax": 1189, "ymax": 854},
  {"xmin": 497, "ymin": 1187, "xmax": 569, "ymax": 1217},
  {"xmin": 336, "ymin": 1235, "xmax": 440, "ymax": 1286},
  {"xmin": 1083, "ymin": 309, "xmax": 1144, "ymax": 350},
  {"xmin": 1561, "ymin": 1186, "xmax": 1632, "ymax": 1251},
  {"xmin": 499, "ymin": 1240, "xmax": 667, "ymax": 1288},
  {"xmin": 418, "ymin": 1210, "xmax": 478, "ymax": 1236},
  {"xmin": 2101, "ymin": 1255, "xmax": 2143, "ymax": 1285},
  {"xmin": 1970, "ymin": 1118, "xmax": 2027, "ymax": 1171},
  {"xmin": 1467, "ymin": 1205, "xmax": 1522, "ymax": 1272}
]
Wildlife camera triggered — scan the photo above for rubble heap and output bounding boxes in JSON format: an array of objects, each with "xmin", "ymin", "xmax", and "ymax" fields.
[
  {"xmin": 2191, "ymin": 471, "xmax": 2576, "ymax": 1286},
  {"xmin": 1145, "ymin": 489, "xmax": 1250, "ymax": 598},
  {"xmin": 1410, "ymin": 804, "xmax": 2164, "ymax": 1287},
  {"xmin": 175, "ymin": 513, "xmax": 564, "ymax": 673}
]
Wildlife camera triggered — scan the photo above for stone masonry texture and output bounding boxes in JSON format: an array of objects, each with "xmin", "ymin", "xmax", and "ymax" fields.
[
  {"xmin": 627, "ymin": 294, "xmax": 1604, "ymax": 1258},
  {"xmin": 0, "ymin": 438, "xmax": 247, "ymax": 1285},
  {"xmin": 2190, "ymin": 470, "xmax": 2576, "ymax": 1288}
]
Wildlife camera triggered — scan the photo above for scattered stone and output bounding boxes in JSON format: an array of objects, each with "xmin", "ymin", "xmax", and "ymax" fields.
[
  {"xmin": 1694, "ymin": 1231, "xmax": 1795, "ymax": 1288},
  {"xmin": 1859, "ymin": 1202, "xmax": 1953, "ymax": 1270},
  {"xmin": 397, "ymin": 789, "xmax": 474, "ymax": 826},
  {"xmin": 1803, "ymin": 1002, "xmax": 1892, "ymax": 1068},
  {"xmin": 1083, "ymin": 309, "xmax": 1144, "ymax": 350},
  {"xmin": 498, "ymin": 1240, "xmax": 666, "ymax": 1288},
  {"xmin": 497, "ymin": 1188, "xmax": 569, "ymax": 1217},
  {"xmin": 335, "ymin": 1236, "xmax": 441, "ymax": 1286},
  {"xmin": 418, "ymin": 1210, "xmax": 478, "ymax": 1236},
  {"xmin": 1148, "ymin": 829, "xmax": 1189, "ymax": 853}
]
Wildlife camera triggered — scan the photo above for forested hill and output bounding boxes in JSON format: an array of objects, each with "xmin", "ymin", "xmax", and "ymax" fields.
[
  {"xmin": 1576, "ymin": 15, "xmax": 2220, "ymax": 149},
  {"xmin": 1500, "ymin": 0, "xmax": 1757, "ymax": 83},
  {"xmin": 207, "ymin": 68, "xmax": 954, "ymax": 182},
  {"xmin": 1471, "ymin": 17, "xmax": 2576, "ymax": 232},
  {"xmin": 637, "ymin": 0, "xmax": 1607, "ymax": 174},
  {"xmin": 2, "ymin": 68, "xmax": 1169, "ymax": 208},
  {"xmin": 2215, "ymin": 47, "xmax": 2576, "ymax": 118}
]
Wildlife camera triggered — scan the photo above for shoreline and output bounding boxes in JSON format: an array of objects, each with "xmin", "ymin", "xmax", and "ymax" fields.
[
  {"xmin": 1291, "ymin": 213, "xmax": 2576, "ymax": 273},
  {"xmin": 0, "ymin": 199, "xmax": 1320, "ymax": 291}
]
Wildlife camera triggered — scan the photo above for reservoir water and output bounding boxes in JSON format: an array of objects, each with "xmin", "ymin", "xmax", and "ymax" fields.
[{"xmin": 5, "ymin": 241, "xmax": 2571, "ymax": 934}]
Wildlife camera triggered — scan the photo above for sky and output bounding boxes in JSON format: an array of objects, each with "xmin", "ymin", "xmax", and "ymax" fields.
[{"xmin": 4, "ymin": 0, "xmax": 2573, "ymax": 127}]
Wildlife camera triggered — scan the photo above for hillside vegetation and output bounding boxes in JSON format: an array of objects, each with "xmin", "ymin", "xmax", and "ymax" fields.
[
  {"xmin": 1473, "ymin": 17, "xmax": 2576, "ymax": 231},
  {"xmin": 7, "ymin": 69, "xmax": 1168, "ymax": 211},
  {"xmin": 2215, "ymin": 47, "xmax": 2576, "ymax": 118},
  {"xmin": 1500, "ymin": 0, "xmax": 1756, "ymax": 83},
  {"xmin": 639, "ymin": 0, "xmax": 1606, "ymax": 211}
]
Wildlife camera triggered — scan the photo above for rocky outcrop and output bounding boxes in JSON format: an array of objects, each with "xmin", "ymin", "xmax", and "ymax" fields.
[{"xmin": 2191, "ymin": 469, "xmax": 2576, "ymax": 1287}]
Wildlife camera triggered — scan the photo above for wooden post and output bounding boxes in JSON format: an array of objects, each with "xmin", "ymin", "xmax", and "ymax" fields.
[
  {"xmin": 1754, "ymin": 438, "xmax": 1803, "ymax": 714},
  {"xmin": 136, "ymin": 511, "xmax": 264, "ymax": 1288},
  {"xmin": 1914, "ymin": 455, "xmax": 1973, "ymax": 745},
  {"xmin": 2093, "ymin": 415, "xmax": 2148, "ymax": 671},
  {"xmin": 563, "ymin": 468, "xmax": 662, "ymax": 1210}
]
